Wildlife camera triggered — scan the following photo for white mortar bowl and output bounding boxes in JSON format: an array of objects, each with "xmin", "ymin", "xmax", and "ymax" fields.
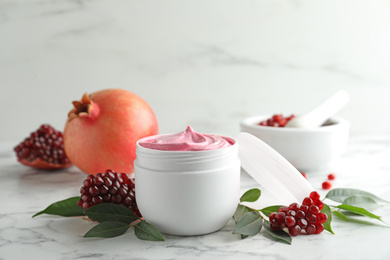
[{"xmin": 240, "ymin": 115, "xmax": 350, "ymax": 172}]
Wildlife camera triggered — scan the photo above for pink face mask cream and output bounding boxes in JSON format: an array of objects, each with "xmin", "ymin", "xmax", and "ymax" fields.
[{"xmin": 134, "ymin": 126, "xmax": 240, "ymax": 236}]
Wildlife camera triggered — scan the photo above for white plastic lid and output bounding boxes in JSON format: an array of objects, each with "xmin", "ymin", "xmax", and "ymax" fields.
[{"xmin": 237, "ymin": 132, "xmax": 313, "ymax": 207}]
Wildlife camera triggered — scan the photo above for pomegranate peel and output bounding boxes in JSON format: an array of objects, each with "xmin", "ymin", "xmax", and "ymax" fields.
[{"xmin": 17, "ymin": 157, "xmax": 72, "ymax": 170}]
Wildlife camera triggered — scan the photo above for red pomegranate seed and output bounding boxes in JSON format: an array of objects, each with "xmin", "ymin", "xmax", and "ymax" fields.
[
  {"xmin": 301, "ymin": 172, "xmax": 307, "ymax": 179},
  {"xmin": 314, "ymin": 200, "xmax": 324, "ymax": 210},
  {"xmin": 314, "ymin": 224, "xmax": 325, "ymax": 234},
  {"xmin": 269, "ymin": 212, "xmax": 277, "ymax": 222},
  {"xmin": 287, "ymin": 210, "xmax": 297, "ymax": 217},
  {"xmin": 297, "ymin": 218, "xmax": 308, "ymax": 229},
  {"xmin": 306, "ymin": 214, "xmax": 317, "ymax": 224},
  {"xmin": 300, "ymin": 205, "xmax": 309, "ymax": 213},
  {"xmin": 278, "ymin": 206, "xmax": 289, "ymax": 214},
  {"xmin": 289, "ymin": 203, "xmax": 300, "ymax": 211},
  {"xmin": 288, "ymin": 225, "xmax": 302, "ymax": 236},
  {"xmin": 270, "ymin": 220, "xmax": 281, "ymax": 231},
  {"xmin": 305, "ymin": 224, "xmax": 316, "ymax": 234},
  {"xmin": 302, "ymin": 197, "xmax": 313, "ymax": 206},
  {"xmin": 328, "ymin": 173, "xmax": 336, "ymax": 180},
  {"xmin": 296, "ymin": 210, "xmax": 306, "ymax": 219},
  {"xmin": 285, "ymin": 216, "xmax": 296, "ymax": 228},
  {"xmin": 322, "ymin": 181, "xmax": 332, "ymax": 190},
  {"xmin": 309, "ymin": 205, "xmax": 320, "ymax": 215},
  {"xmin": 317, "ymin": 213, "xmax": 328, "ymax": 224},
  {"xmin": 309, "ymin": 191, "xmax": 321, "ymax": 201},
  {"xmin": 275, "ymin": 212, "xmax": 286, "ymax": 224}
]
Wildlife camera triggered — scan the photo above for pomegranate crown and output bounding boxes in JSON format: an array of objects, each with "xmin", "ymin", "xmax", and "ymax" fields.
[{"xmin": 68, "ymin": 93, "xmax": 93, "ymax": 121}]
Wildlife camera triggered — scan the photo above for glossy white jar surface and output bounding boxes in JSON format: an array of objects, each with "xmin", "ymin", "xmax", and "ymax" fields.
[{"xmin": 134, "ymin": 136, "xmax": 240, "ymax": 236}]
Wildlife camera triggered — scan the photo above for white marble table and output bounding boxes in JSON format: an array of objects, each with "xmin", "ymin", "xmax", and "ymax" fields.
[{"xmin": 1, "ymin": 135, "xmax": 390, "ymax": 260}]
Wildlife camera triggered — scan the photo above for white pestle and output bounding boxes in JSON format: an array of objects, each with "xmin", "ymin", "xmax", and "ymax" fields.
[{"xmin": 285, "ymin": 90, "xmax": 350, "ymax": 128}]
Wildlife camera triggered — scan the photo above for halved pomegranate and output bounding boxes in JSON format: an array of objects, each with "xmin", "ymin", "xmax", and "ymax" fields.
[{"xmin": 14, "ymin": 124, "xmax": 72, "ymax": 170}]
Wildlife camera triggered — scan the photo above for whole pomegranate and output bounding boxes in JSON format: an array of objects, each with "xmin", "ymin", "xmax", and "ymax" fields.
[{"xmin": 64, "ymin": 89, "xmax": 158, "ymax": 175}]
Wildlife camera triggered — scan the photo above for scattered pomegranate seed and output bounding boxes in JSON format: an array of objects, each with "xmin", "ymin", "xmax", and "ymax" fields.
[
  {"xmin": 301, "ymin": 172, "xmax": 307, "ymax": 179},
  {"xmin": 322, "ymin": 181, "xmax": 332, "ymax": 190},
  {"xmin": 328, "ymin": 173, "xmax": 336, "ymax": 180}
]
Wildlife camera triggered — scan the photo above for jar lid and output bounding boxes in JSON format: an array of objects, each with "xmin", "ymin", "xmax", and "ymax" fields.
[{"xmin": 237, "ymin": 132, "xmax": 313, "ymax": 207}]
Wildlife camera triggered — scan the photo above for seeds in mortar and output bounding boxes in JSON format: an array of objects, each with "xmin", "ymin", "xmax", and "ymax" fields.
[
  {"xmin": 14, "ymin": 124, "xmax": 71, "ymax": 170},
  {"xmin": 258, "ymin": 114, "xmax": 295, "ymax": 127},
  {"xmin": 78, "ymin": 169, "xmax": 141, "ymax": 217}
]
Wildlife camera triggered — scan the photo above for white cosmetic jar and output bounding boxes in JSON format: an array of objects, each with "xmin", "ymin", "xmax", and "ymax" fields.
[{"xmin": 134, "ymin": 136, "xmax": 240, "ymax": 236}]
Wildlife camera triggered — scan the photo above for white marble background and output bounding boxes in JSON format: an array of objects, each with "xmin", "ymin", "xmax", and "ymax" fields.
[{"xmin": 2, "ymin": 0, "xmax": 390, "ymax": 142}]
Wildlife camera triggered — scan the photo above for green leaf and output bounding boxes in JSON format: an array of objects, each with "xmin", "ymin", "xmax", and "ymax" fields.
[
  {"xmin": 333, "ymin": 210, "xmax": 348, "ymax": 221},
  {"xmin": 85, "ymin": 203, "xmax": 140, "ymax": 224},
  {"xmin": 260, "ymin": 205, "xmax": 283, "ymax": 218},
  {"xmin": 336, "ymin": 204, "xmax": 383, "ymax": 222},
  {"xmin": 233, "ymin": 205, "xmax": 253, "ymax": 222},
  {"xmin": 134, "ymin": 221, "xmax": 165, "ymax": 241},
  {"xmin": 233, "ymin": 211, "xmax": 263, "ymax": 236},
  {"xmin": 262, "ymin": 221, "xmax": 292, "ymax": 245},
  {"xmin": 233, "ymin": 205, "xmax": 253, "ymax": 239},
  {"xmin": 321, "ymin": 204, "xmax": 334, "ymax": 234},
  {"xmin": 240, "ymin": 188, "xmax": 261, "ymax": 203},
  {"xmin": 84, "ymin": 221, "xmax": 129, "ymax": 238},
  {"xmin": 325, "ymin": 188, "xmax": 389, "ymax": 204},
  {"xmin": 343, "ymin": 195, "xmax": 380, "ymax": 211},
  {"xmin": 33, "ymin": 197, "xmax": 84, "ymax": 218}
]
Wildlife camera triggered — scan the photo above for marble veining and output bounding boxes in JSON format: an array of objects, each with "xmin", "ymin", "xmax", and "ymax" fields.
[{"xmin": 1, "ymin": 136, "xmax": 390, "ymax": 259}]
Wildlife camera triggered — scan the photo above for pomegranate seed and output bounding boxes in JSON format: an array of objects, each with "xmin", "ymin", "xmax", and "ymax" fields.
[
  {"xmin": 309, "ymin": 205, "xmax": 320, "ymax": 215},
  {"xmin": 297, "ymin": 219, "xmax": 308, "ymax": 229},
  {"xmin": 328, "ymin": 173, "xmax": 336, "ymax": 180},
  {"xmin": 306, "ymin": 214, "xmax": 317, "ymax": 223},
  {"xmin": 305, "ymin": 224, "xmax": 316, "ymax": 235},
  {"xmin": 275, "ymin": 212, "xmax": 286, "ymax": 224},
  {"xmin": 270, "ymin": 220, "xmax": 281, "ymax": 231},
  {"xmin": 302, "ymin": 197, "xmax": 313, "ymax": 206},
  {"xmin": 289, "ymin": 203, "xmax": 300, "ymax": 211},
  {"xmin": 288, "ymin": 225, "xmax": 302, "ymax": 236},
  {"xmin": 310, "ymin": 191, "xmax": 321, "ymax": 201},
  {"xmin": 322, "ymin": 181, "xmax": 332, "ymax": 190},
  {"xmin": 301, "ymin": 172, "xmax": 307, "ymax": 179},
  {"xmin": 314, "ymin": 200, "xmax": 324, "ymax": 210},
  {"xmin": 269, "ymin": 212, "xmax": 277, "ymax": 221},
  {"xmin": 89, "ymin": 186, "xmax": 99, "ymax": 196},
  {"xmin": 287, "ymin": 210, "xmax": 297, "ymax": 217},
  {"xmin": 314, "ymin": 224, "xmax": 325, "ymax": 234},
  {"xmin": 285, "ymin": 216, "xmax": 296, "ymax": 228},
  {"xmin": 296, "ymin": 210, "xmax": 306, "ymax": 219},
  {"xmin": 317, "ymin": 213, "xmax": 328, "ymax": 224},
  {"xmin": 300, "ymin": 205, "xmax": 309, "ymax": 213},
  {"xmin": 278, "ymin": 206, "xmax": 289, "ymax": 214}
]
